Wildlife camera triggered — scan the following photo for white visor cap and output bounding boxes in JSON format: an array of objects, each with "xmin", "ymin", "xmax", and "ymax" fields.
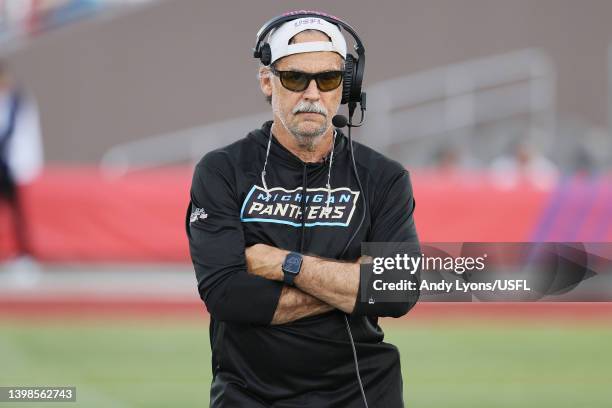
[{"xmin": 267, "ymin": 17, "xmax": 347, "ymax": 65}]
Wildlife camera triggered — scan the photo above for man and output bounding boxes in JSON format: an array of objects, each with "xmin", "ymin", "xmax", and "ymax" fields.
[
  {"xmin": 186, "ymin": 12, "xmax": 420, "ymax": 407},
  {"xmin": 0, "ymin": 62, "xmax": 43, "ymax": 260}
]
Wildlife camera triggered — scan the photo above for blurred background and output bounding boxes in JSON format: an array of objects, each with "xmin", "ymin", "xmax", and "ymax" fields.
[{"xmin": 0, "ymin": 1, "xmax": 611, "ymax": 407}]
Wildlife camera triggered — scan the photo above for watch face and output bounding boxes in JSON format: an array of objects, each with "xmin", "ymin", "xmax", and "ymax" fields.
[{"xmin": 284, "ymin": 253, "xmax": 302, "ymax": 274}]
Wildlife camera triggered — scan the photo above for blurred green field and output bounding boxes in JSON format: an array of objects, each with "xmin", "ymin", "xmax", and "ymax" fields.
[{"xmin": 0, "ymin": 318, "xmax": 611, "ymax": 408}]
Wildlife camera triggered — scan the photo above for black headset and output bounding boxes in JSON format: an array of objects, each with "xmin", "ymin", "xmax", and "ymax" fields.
[{"xmin": 253, "ymin": 10, "xmax": 365, "ymax": 107}]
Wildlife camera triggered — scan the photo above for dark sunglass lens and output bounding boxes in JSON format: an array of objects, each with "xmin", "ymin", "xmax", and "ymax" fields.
[
  {"xmin": 279, "ymin": 71, "xmax": 309, "ymax": 92},
  {"xmin": 316, "ymin": 71, "xmax": 343, "ymax": 91}
]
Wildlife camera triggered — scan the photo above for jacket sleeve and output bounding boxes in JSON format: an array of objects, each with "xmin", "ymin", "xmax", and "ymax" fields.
[
  {"xmin": 351, "ymin": 169, "xmax": 421, "ymax": 318},
  {"xmin": 186, "ymin": 155, "xmax": 283, "ymax": 324}
]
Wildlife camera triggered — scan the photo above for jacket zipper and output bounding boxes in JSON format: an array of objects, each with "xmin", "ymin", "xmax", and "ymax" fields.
[{"xmin": 299, "ymin": 163, "xmax": 307, "ymax": 253}]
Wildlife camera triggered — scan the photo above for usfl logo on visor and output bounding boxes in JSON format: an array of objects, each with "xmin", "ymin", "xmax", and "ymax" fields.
[{"xmin": 240, "ymin": 185, "xmax": 359, "ymax": 227}]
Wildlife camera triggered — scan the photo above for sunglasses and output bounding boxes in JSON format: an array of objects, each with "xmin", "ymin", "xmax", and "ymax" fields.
[{"xmin": 270, "ymin": 66, "xmax": 344, "ymax": 92}]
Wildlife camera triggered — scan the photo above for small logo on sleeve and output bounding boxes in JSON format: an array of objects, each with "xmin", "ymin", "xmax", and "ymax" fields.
[{"xmin": 190, "ymin": 207, "xmax": 209, "ymax": 223}]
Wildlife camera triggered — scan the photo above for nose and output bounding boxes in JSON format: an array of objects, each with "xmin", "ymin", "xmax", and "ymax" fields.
[{"xmin": 302, "ymin": 78, "xmax": 321, "ymax": 101}]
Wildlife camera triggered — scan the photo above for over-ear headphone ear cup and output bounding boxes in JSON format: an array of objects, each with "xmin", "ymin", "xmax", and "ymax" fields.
[
  {"xmin": 341, "ymin": 54, "xmax": 354, "ymax": 105},
  {"xmin": 260, "ymin": 43, "xmax": 272, "ymax": 66}
]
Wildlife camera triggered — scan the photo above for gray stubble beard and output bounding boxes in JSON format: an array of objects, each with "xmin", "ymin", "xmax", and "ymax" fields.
[{"xmin": 288, "ymin": 121, "xmax": 329, "ymax": 152}]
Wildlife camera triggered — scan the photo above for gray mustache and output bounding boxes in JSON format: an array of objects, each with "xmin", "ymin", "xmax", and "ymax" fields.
[{"xmin": 293, "ymin": 102, "xmax": 327, "ymax": 116}]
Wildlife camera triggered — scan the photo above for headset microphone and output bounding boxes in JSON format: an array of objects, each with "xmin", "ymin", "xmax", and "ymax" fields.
[{"xmin": 332, "ymin": 114, "xmax": 348, "ymax": 128}]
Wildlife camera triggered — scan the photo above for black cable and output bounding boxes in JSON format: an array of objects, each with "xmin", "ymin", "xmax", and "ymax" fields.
[
  {"xmin": 339, "ymin": 114, "xmax": 367, "ymax": 259},
  {"xmin": 341, "ymin": 108, "xmax": 369, "ymax": 408},
  {"xmin": 345, "ymin": 313, "xmax": 369, "ymax": 408}
]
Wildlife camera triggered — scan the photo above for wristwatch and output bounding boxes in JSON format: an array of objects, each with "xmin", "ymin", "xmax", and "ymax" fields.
[{"xmin": 282, "ymin": 252, "xmax": 303, "ymax": 286}]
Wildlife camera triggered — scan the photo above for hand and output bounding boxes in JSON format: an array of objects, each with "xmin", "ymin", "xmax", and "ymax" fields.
[
  {"xmin": 358, "ymin": 255, "xmax": 373, "ymax": 265},
  {"xmin": 245, "ymin": 243, "xmax": 287, "ymax": 281}
]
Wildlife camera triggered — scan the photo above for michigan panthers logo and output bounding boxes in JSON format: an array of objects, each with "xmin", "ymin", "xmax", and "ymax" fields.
[{"xmin": 240, "ymin": 185, "xmax": 359, "ymax": 227}]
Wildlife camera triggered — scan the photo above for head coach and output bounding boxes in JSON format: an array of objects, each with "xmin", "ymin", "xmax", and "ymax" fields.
[{"xmin": 186, "ymin": 10, "xmax": 421, "ymax": 408}]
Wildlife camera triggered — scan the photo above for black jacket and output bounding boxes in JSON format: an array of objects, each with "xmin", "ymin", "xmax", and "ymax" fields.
[{"xmin": 186, "ymin": 121, "xmax": 420, "ymax": 407}]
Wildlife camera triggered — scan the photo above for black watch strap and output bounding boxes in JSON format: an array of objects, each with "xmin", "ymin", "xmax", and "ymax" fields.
[{"xmin": 283, "ymin": 270, "xmax": 297, "ymax": 286}]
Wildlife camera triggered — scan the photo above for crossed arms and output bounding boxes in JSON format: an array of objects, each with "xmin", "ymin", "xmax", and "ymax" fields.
[
  {"xmin": 244, "ymin": 244, "xmax": 361, "ymax": 324},
  {"xmin": 187, "ymin": 157, "xmax": 419, "ymax": 326}
]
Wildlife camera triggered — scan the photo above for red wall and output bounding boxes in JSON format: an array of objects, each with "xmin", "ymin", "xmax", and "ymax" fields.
[{"xmin": 1, "ymin": 167, "xmax": 610, "ymax": 262}]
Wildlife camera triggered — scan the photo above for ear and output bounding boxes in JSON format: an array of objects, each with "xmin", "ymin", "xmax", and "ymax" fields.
[{"xmin": 259, "ymin": 66, "xmax": 272, "ymax": 99}]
